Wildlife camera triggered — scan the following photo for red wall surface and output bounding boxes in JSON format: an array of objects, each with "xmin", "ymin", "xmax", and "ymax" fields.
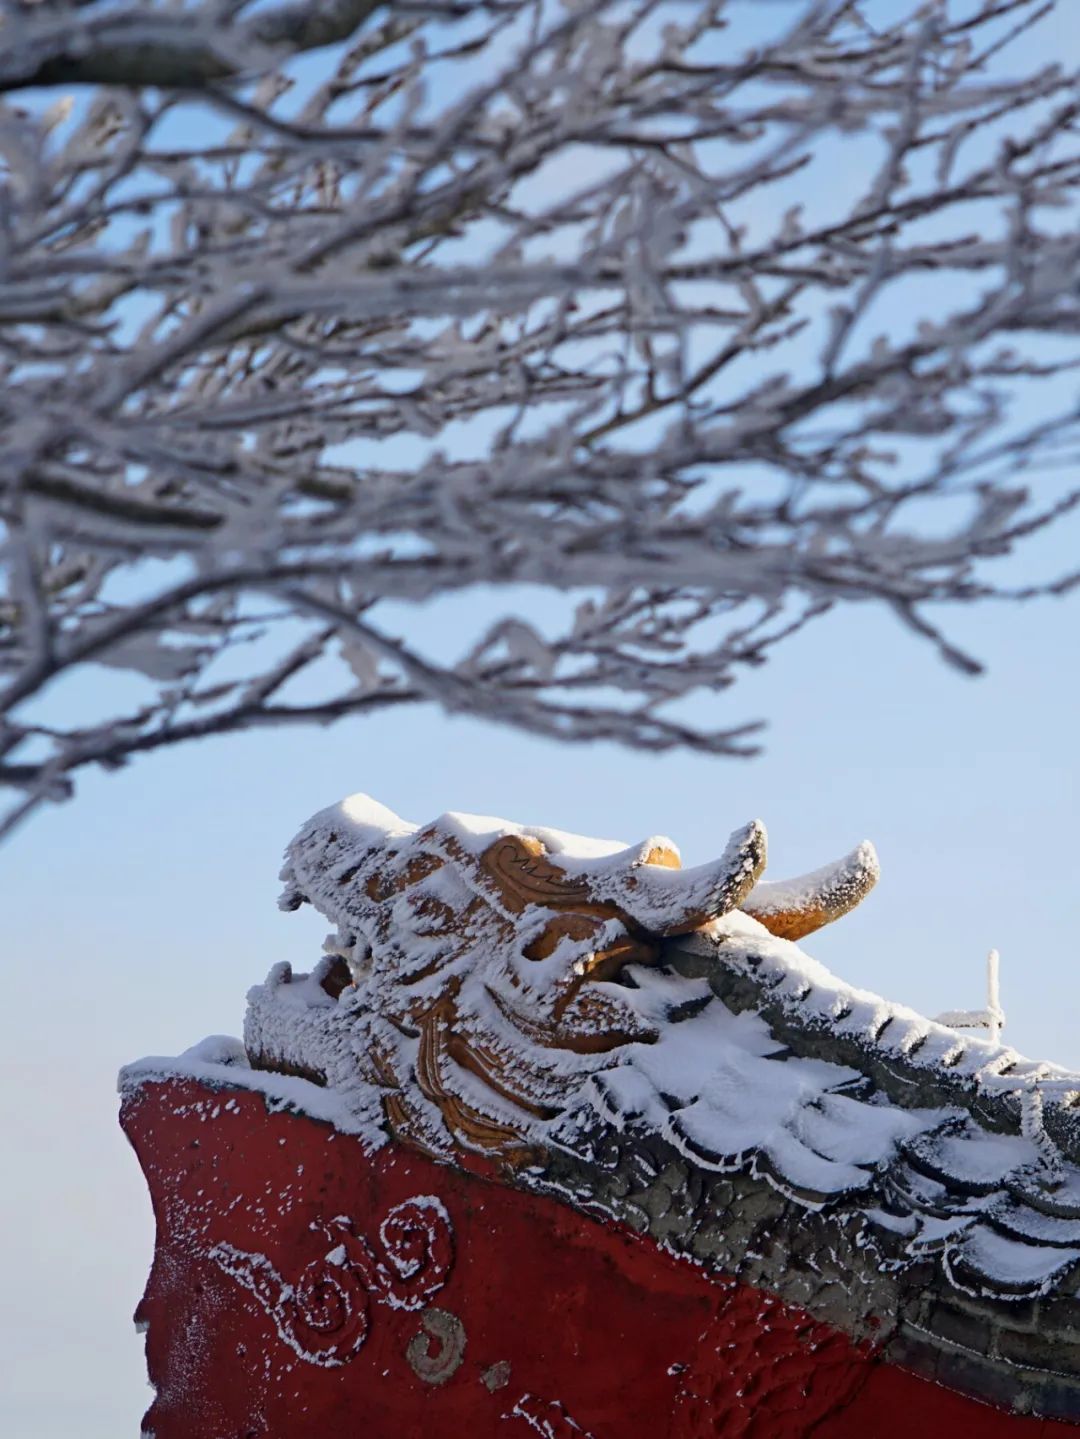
[{"xmin": 121, "ymin": 1078, "xmax": 1073, "ymax": 1438}]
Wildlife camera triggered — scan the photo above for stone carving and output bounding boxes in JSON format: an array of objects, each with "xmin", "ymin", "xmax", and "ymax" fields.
[
  {"xmin": 254, "ymin": 794, "xmax": 878, "ymax": 1166},
  {"xmin": 207, "ymin": 1195, "xmax": 453, "ymax": 1367}
]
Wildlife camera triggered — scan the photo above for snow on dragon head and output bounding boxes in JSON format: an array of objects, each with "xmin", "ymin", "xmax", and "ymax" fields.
[{"xmin": 247, "ymin": 795, "xmax": 878, "ymax": 1168}]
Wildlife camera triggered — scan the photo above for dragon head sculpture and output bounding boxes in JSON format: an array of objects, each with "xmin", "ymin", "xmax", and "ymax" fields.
[{"xmin": 248, "ymin": 795, "xmax": 878, "ymax": 1168}]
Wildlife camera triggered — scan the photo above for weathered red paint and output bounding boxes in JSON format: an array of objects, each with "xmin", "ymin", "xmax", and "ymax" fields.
[{"xmin": 122, "ymin": 1078, "xmax": 1072, "ymax": 1438}]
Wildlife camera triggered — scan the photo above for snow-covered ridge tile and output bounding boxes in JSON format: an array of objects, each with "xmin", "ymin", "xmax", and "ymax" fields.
[
  {"xmin": 946, "ymin": 1227, "xmax": 1080, "ymax": 1297},
  {"xmin": 678, "ymin": 916, "xmax": 1080, "ymax": 1102}
]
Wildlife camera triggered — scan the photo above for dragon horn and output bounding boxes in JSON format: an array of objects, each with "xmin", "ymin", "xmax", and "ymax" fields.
[
  {"xmin": 595, "ymin": 820, "xmax": 768, "ymax": 936},
  {"xmin": 742, "ymin": 840, "xmax": 879, "ymax": 941}
]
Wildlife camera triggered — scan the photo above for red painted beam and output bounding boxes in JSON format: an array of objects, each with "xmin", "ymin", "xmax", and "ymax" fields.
[{"xmin": 121, "ymin": 1078, "xmax": 1069, "ymax": 1438}]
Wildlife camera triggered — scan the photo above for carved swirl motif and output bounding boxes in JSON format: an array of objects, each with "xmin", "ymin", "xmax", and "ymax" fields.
[
  {"xmin": 405, "ymin": 1306, "xmax": 467, "ymax": 1385},
  {"xmin": 375, "ymin": 1197, "xmax": 455, "ymax": 1309},
  {"xmin": 208, "ymin": 1241, "xmax": 371, "ymax": 1367},
  {"xmin": 294, "ymin": 1254, "xmax": 369, "ymax": 1347},
  {"xmin": 208, "ymin": 1195, "xmax": 454, "ymax": 1368},
  {"xmin": 480, "ymin": 836, "xmax": 592, "ymax": 911}
]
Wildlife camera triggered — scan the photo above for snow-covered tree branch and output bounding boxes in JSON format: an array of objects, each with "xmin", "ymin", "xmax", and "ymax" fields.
[{"xmin": 1, "ymin": 0, "xmax": 1078, "ymax": 838}]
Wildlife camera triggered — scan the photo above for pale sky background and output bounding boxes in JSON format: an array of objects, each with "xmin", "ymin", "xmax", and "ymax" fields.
[{"xmin": 3, "ymin": 5, "xmax": 1080, "ymax": 1437}]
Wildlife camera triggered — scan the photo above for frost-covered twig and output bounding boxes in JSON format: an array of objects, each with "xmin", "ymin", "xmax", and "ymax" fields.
[{"xmin": 2, "ymin": 0, "xmax": 1079, "ymax": 836}]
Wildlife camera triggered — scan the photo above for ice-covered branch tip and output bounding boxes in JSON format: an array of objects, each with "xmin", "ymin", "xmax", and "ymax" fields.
[{"xmin": 3, "ymin": 0, "xmax": 1080, "ymax": 836}]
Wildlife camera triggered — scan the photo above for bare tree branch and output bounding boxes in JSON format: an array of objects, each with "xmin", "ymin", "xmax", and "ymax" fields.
[
  {"xmin": 0, "ymin": 0, "xmax": 389, "ymax": 92},
  {"xmin": 1, "ymin": 0, "xmax": 1079, "ymax": 837}
]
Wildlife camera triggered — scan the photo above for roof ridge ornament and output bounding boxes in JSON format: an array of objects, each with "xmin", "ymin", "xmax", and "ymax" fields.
[
  {"xmin": 124, "ymin": 798, "xmax": 1080, "ymax": 1426},
  {"xmin": 262, "ymin": 793, "xmax": 879, "ymax": 1167}
]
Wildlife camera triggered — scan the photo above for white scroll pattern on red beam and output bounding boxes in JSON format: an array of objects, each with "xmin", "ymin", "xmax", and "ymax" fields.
[{"xmin": 207, "ymin": 1195, "xmax": 454, "ymax": 1367}]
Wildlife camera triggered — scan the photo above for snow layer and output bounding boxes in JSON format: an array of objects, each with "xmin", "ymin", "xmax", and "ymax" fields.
[
  {"xmin": 123, "ymin": 795, "xmax": 1080, "ymax": 1304},
  {"xmin": 119, "ymin": 1030, "xmax": 387, "ymax": 1149}
]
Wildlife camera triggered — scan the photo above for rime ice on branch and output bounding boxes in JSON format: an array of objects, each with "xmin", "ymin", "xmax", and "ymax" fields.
[{"xmin": 4, "ymin": 0, "xmax": 1080, "ymax": 836}]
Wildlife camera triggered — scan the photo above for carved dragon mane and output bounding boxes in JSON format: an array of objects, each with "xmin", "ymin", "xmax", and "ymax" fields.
[{"xmin": 249, "ymin": 795, "xmax": 878, "ymax": 1168}]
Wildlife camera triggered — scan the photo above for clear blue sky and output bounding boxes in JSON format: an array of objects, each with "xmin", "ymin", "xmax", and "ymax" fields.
[{"xmin": 3, "ymin": 7, "xmax": 1079, "ymax": 1436}]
